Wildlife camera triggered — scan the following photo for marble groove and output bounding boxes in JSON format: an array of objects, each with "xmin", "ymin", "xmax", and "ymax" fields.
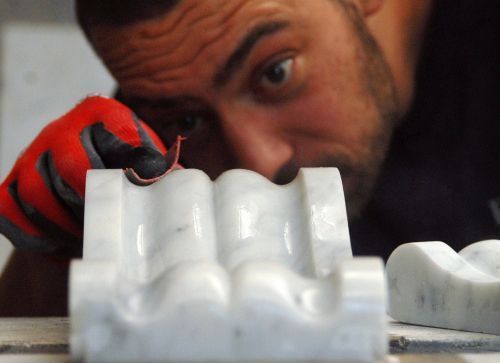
[{"xmin": 387, "ymin": 240, "xmax": 500, "ymax": 335}]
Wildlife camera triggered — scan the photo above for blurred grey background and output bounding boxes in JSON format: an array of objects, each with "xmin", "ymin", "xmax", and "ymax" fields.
[{"xmin": 0, "ymin": 0, "xmax": 115, "ymax": 272}]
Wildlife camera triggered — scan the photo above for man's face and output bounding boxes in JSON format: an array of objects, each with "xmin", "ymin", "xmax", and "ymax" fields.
[{"xmin": 90, "ymin": 0, "xmax": 398, "ymax": 216}]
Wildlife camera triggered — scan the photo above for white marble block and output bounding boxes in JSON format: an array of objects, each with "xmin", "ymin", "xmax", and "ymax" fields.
[
  {"xmin": 70, "ymin": 168, "xmax": 387, "ymax": 362},
  {"xmin": 387, "ymin": 240, "xmax": 500, "ymax": 335}
]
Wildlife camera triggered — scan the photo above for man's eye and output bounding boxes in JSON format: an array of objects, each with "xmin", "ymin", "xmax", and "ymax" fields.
[
  {"xmin": 260, "ymin": 58, "xmax": 293, "ymax": 88},
  {"xmin": 176, "ymin": 115, "xmax": 203, "ymax": 137}
]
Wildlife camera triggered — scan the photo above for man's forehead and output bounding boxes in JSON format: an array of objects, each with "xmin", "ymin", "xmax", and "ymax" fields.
[
  {"xmin": 95, "ymin": 0, "xmax": 299, "ymax": 37},
  {"xmin": 168, "ymin": 0, "xmax": 297, "ymax": 21},
  {"xmin": 137, "ymin": 0, "xmax": 301, "ymax": 47},
  {"xmin": 93, "ymin": 0, "xmax": 305, "ymax": 97}
]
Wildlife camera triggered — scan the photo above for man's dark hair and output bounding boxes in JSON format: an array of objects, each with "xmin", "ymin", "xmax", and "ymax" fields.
[{"xmin": 76, "ymin": 0, "xmax": 181, "ymax": 34}]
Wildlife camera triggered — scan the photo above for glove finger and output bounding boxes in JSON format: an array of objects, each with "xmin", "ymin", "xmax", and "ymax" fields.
[
  {"xmin": 37, "ymin": 151, "xmax": 84, "ymax": 223},
  {"xmin": 137, "ymin": 120, "xmax": 167, "ymax": 155},
  {"xmin": 6, "ymin": 180, "xmax": 82, "ymax": 255},
  {"xmin": 114, "ymin": 89, "xmax": 167, "ymax": 154},
  {"xmin": 125, "ymin": 135, "xmax": 184, "ymax": 186},
  {"xmin": 79, "ymin": 124, "xmax": 106, "ymax": 169},
  {"xmin": 89, "ymin": 122, "xmax": 169, "ymax": 179},
  {"xmin": 15, "ymin": 153, "xmax": 83, "ymax": 247},
  {"xmin": 0, "ymin": 183, "xmax": 55, "ymax": 251},
  {"xmin": 133, "ymin": 114, "xmax": 166, "ymax": 153}
]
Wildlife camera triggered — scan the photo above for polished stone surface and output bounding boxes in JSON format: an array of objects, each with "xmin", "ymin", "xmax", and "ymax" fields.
[
  {"xmin": 4, "ymin": 317, "xmax": 500, "ymax": 356},
  {"xmin": 71, "ymin": 168, "xmax": 387, "ymax": 362},
  {"xmin": 387, "ymin": 240, "xmax": 500, "ymax": 335}
]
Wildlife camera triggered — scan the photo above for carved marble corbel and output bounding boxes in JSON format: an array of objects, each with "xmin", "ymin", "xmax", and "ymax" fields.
[
  {"xmin": 70, "ymin": 168, "xmax": 387, "ymax": 362},
  {"xmin": 387, "ymin": 240, "xmax": 500, "ymax": 335}
]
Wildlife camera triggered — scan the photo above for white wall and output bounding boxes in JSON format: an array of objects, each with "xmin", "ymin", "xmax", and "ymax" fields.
[{"xmin": 0, "ymin": 21, "xmax": 114, "ymax": 272}]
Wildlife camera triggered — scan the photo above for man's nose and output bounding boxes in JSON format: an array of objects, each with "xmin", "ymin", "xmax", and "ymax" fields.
[{"xmin": 219, "ymin": 107, "xmax": 294, "ymax": 183}]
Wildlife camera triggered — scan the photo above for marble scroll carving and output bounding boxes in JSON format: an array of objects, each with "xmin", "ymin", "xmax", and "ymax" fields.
[
  {"xmin": 387, "ymin": 240, "xmax": 500, "ymax": 335},
  {"xmin": 70, "ymin": 168, "xmax": 387, "ymax": 362}
]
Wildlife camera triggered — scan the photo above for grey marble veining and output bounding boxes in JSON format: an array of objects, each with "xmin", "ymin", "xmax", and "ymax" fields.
[
  {"xmin": 387, "ymin": 240, "xmax": 500, "ymax": 335},
  {"xmin": 71, "ymin": 168, "xmax": 387, "ymax": 362}
]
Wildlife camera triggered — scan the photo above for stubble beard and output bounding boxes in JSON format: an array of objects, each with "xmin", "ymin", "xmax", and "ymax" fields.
[
  {"xmin": 334, "ymin": 0, "xmax": 400, "ymax": 218},
  {"xmin": 273, "ymin": 1, "xmax": 400, "ymax": 218}
]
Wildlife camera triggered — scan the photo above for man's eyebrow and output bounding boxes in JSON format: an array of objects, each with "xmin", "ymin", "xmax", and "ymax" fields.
[
  {"xmin": 121, "ymin": 95, "xmax": 200, "ymax": 110},
  {"xmin": 213, "ymin": 21, "xmax": 289, "ymax": 88}
]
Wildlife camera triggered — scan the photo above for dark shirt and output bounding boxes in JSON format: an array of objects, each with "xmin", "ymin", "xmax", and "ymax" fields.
[{"xmin": 351, "ymin": 0, "xmax": 500, "ymax": 260}]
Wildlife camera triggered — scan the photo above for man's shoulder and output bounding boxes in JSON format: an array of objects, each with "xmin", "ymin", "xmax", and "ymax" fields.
[{"xmin": 350, "ymin": 0, "xmax": 500, "ymax": 259}]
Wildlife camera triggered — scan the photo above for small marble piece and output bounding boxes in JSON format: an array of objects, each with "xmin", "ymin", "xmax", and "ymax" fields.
[
  {"xmin": 70, "ymin": 168, "xmax": 387, "ymax": 362},
  {"xmin": 387, "ymin": 240, "xmax": 500, "ymax": 335}
]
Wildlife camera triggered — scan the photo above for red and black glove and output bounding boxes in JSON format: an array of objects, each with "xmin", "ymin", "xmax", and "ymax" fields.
[{"xmin": 0, "ymin": 95, "xmax": 181, "ymax": 256}]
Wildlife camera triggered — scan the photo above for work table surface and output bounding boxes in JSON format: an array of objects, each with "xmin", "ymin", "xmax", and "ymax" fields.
[{"xmin": 1, "ymin": 317, "xmax": 499, "ymax": 362}]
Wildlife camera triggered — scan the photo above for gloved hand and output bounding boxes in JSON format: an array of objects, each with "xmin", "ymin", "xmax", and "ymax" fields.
[{"xmin": 0, "ymin": 95, "xmax": 182, "ymax": 256}]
